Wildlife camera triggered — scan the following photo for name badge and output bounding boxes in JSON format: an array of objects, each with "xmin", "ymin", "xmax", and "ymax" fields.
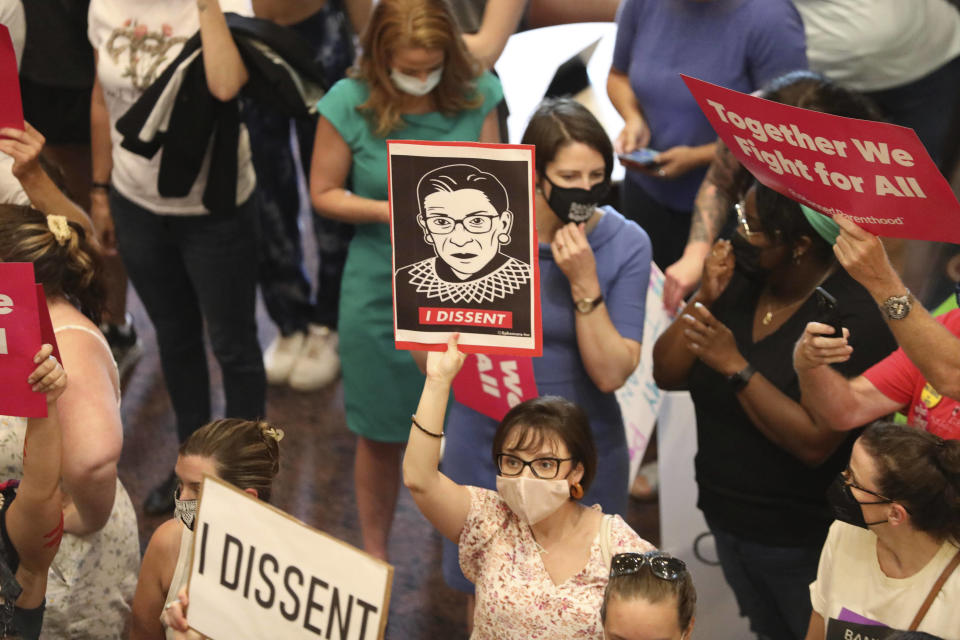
[{"xmin": 921, "ymin": 382, "xmax": 942, "ymax": 409}]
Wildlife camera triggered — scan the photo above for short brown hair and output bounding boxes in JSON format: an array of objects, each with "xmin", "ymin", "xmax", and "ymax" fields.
[
  {"xmin": 491, "ymin": 396, "xmax": 597, "ymax": 493},
  {"xmin": 352, "ymin": 0, "xmax": 482, "ymax": 136},
  {"xmin": 601, "ymin": 551, "xmax": 697, "ymax": 632},
  {"xmin": 0, "ymin": 204, "xmax": 104, "ymax": 322},
  {"xmin": 520, "ymin": 97, "xmax": 614, "ymax": 183},
  {"xmin": 180, "ymin": 419, "xmax": 282, "ymax": 503},
  {"xmin": 860, "ymin": 421, "xmax": 960, "ymax": 543}
]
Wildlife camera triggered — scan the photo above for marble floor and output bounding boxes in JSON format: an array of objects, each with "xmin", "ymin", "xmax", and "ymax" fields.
[{"xmin": 116, "ymin": 289, "xmax": 661, "ymax": 639}]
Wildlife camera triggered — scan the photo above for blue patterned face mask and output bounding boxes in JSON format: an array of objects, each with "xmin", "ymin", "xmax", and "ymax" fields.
[{"xmin": 174, "ymin": 487, "xmax": 197, "ymax": 531}]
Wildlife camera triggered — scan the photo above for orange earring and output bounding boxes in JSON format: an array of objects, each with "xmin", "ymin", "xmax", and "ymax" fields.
[{"xmin": 570, "ymin": 483, "xmax": 584, "ymax": 500}]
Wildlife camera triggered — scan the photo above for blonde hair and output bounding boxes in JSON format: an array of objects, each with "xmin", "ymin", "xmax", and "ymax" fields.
[
  {"xmin": 352, "ymin": 0, "xmax": 482, "ymax": 136},
  {"xmin": 180, "ymin": 419, "xmax": 283, "ymax": 503},
  {"xmin": 0, "ymin": 204, "xmax": 103, "ymax": 322}
]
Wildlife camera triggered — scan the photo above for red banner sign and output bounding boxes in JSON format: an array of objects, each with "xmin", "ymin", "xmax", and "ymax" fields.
[
  {"xmin": 0, "ymin": 263, "xmax": 47, "ymax": 416},
  {"xmin": 452, "ymin": 353, "xmax": 538, "ymax": 421},
  {"xmin": 418, "ymin": 307, "xmax": 513, "ymax": 329},
  {"xmin": 683, "ymin": 75, "xmax": 960, "ymax": 244}
]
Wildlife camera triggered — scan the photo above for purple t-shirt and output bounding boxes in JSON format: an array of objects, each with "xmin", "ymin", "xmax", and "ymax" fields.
[{"xmin": 612, "ymin": 0, "xmax": 808, "ymax": 210}]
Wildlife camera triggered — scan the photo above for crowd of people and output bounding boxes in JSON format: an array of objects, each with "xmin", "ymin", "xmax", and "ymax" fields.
[{"xmin": 2, "ymin": 0, "xmax": 960, "ymax": 638}]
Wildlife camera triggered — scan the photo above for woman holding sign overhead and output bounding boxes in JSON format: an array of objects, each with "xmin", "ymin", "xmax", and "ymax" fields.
[
  {"xmin": 130, "ymin": 418, "xmax": 283, "ymax": 640},
  {"xmin": 436, "ymin": 98, "xmax": 652, "ymax": 627},
  {"xmin": 309, "ymin": 0, "xmax": 502, "ymax": 561},
  {"xmin": 404, "ymin": 334, "xmax": 655, "ymax": 640},
  {"xmin": 0, "ymin": 204, "xmax": 139, "ymax": 638},
  {"xmin": 652, "ymin": 182, "xmax": 896, "ymax": 640}
]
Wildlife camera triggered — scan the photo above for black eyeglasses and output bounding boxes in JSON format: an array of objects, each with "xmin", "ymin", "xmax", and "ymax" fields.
[
  {"xmin": 840, "ymin": 467, "xmax": 907, "ymax": 507},
  {"xmin": 610, "ymin": 552, "xmax": 687, "ymax": 581},
  {"xmin": 496, "ymin": 453, "xmax": 572, "ymax": 480}
]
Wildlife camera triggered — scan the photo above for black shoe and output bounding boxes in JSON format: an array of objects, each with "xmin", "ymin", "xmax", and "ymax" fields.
[{"xmin": 144, "ymin": 471, "xmax": 178, "ymax": 516}]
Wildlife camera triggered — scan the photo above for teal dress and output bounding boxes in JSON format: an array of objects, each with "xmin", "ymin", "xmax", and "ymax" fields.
[{"xmin": 316, "ymin": 73, "xmax": 503, "ymax": 442}]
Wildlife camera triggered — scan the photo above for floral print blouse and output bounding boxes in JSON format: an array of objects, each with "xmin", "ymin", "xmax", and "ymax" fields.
[{"xmin": 460, "ymin": 486, "xmax": 654, "ymax": 639}]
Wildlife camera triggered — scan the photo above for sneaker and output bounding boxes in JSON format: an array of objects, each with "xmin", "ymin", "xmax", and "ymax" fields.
[
  {"xmin": 263, "ymin": 330, "xmax": 305, "ymax": 385},
  {"xmin": 288, "ymin": 324, "xmax": 340, "ymax": 391},
  {"xmin": 100, "ymin": 313, "xmax": 143, "ymax": 379}
]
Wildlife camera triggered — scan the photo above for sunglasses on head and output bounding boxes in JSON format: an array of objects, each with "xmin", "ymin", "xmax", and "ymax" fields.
[{"xmin": 610, "ymin": 551, "xmax": 687, "ymax": 581}]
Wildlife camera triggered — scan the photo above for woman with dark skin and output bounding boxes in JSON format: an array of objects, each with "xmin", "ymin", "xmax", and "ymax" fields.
[{"xmin": 653, "ymin": 182, "xmax": 896, "ymax": 639}]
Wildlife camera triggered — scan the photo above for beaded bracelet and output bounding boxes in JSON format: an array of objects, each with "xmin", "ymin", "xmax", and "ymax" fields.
[{"xmin": 411, "ymin": 414, "xmax": 443, "ymax": 438}]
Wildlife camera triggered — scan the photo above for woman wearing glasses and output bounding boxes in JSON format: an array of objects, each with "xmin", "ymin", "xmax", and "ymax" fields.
[
  {"xmin": 434, "ymin": 98, "xmax": 652, "ymax": 627},
  {"xmin": 807, "ymin": 422, "xmax": 960, "ymax": 639},
  {"xmin": 602, "ymin": 551, "xmax": 696, "ymax": 640},
  {"xmin": 652, "ymin": 182, "xmax": 896, "ymax": 640},
  {"xmin": 404, "ymin": 334, "xmax": 654, "ymax": 639}
]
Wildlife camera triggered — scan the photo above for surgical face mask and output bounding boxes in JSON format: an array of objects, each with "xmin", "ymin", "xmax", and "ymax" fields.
[
  {"xmin": 390, "ymin": 67, "xmax": 443, "ymax": 96},
  {"xmin": 825, "ymin": 473, "xmax": 890, "ymax": 530},
  {"xmin": 496, "ymin": 475, "xmax": 570, "ymax": 525},
  {"xmin": 544, "ymin": 176, "xmax": 610, "ymax": 224},
  {"xmin": 174, "ymin": 487, "xmax": 198, "ymax": 531}
]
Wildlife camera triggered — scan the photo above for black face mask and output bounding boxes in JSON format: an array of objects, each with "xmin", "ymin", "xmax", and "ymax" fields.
[
  {"xmin": 730, "ymin": 232, "xmax": 771, "ymax": 282},
  {"xmin": 825, "ymin": 473, "xmax": 891, "ymax": 530},
  {"xmin": 544, "ymin": 177, "xmax": 610, "ymax": 224}
]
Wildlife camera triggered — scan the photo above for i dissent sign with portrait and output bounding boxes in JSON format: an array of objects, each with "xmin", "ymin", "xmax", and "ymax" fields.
[{"xmin": 388, "ymin": 141, "xmax": 541, "ymax": 355}]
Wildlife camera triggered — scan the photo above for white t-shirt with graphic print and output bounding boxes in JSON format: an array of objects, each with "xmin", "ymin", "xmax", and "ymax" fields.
[{"xmin": 88, "ymin": 0, "xmax": 256, "ymax": 215}]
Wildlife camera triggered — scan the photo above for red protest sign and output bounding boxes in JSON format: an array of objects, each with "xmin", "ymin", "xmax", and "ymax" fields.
[
  {"xmin": 682, "ymin": 75, "xmax": 960, "ymax": 244},
  {"xmin": 0, "ymin": 25, "xmax": 23, "ymax": 132},
  {"xmin": 453, "ymin": 353, "xmax": 537, "ymax": 421},
  {"xmin": 0, "ymin": 263, "xmax": 45, "ymax": 417}
]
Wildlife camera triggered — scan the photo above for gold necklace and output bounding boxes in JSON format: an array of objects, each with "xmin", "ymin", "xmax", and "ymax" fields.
[{"xmin": 759, "ymin": 265, "xmax": 836, "ymax": 325}]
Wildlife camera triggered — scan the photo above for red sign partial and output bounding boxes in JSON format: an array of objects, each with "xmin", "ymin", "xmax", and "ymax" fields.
[
  {"xmin": 0, "ymin": 263, "xmax": 45, "ymax": 417},
  {"xmin": 0, "ymin": 25, "xmax": 23, "ymax": 132},
  {"xmin": 682, "ymin": 75, "xmax": 960, "ymax": 244},
  {"xmin": 418, "ymin": 307, "xmax": 513, "ymax": 329},
  {"xmin": 452, "ymin": 353, "xmax": 538, "ymax": 421}
]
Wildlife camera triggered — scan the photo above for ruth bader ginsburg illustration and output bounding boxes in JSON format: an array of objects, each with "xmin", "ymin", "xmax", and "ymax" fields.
[{"xmin": 389, "ymin": 141, "xmax": 541, "ymax": 355}]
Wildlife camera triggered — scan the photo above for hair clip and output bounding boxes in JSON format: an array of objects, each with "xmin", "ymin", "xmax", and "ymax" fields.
[
  {"xmin": 261, "ymin": 426, "xmax": 285, "ymax": 442},
  {"xmin": 47, "ymin": 215, "xmax": 72, "ymax": 246}
]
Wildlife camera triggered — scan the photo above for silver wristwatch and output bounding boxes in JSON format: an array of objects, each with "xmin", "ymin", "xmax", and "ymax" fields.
[{"xmin": 881, "ymin": 290, "xmax": 912, "ymax": 320}]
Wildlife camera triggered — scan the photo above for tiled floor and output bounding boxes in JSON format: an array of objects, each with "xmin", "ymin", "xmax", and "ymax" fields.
[{"xmin": 116, "ymin": 290, "xmax": 661, "ymax": 639}]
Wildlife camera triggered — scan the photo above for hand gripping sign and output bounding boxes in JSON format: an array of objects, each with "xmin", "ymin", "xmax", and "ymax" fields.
[
  {"xmin": 0, "ymin": 263, "xmax": 60, "ymax": 417},
  {"xmin": 389, "ymin": 141, "xmax": 542, "ymax": 356},
  {"xmin": 187, "ymin": 476, "xmax": 393, "ymax": 640},
  {"xmin": 682, "ymin": 76, "xmax": 960, "ymax": 244}
]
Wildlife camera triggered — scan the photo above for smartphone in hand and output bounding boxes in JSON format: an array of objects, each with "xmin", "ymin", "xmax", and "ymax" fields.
[
  {"xmin": 618, "ymin": 148, "xmax": 660, "ymax": 168},
  {"xmin": 814, "ymin": 286, "xmax": 843, "ymax": 338}
]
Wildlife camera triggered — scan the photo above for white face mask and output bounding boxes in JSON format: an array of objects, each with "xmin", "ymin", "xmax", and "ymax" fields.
[
  {"xmin": 390, "ymin": 67, "xmax": 443, "ymax": 96},
  {"xmin": 496, "ymin": 475, "xmax": 570, "ymax": 525}
]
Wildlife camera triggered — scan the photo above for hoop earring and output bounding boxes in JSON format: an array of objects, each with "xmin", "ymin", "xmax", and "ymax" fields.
[
  {"xmin": 570, "ymin": 483, "xmax": 584, "ymax": 500},
  {"xmin": 497, "ymin": 233, "xmax": 511, "ymax": 244}
]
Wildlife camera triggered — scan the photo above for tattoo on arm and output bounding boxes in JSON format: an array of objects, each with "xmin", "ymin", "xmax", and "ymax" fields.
[
  {"xmin": 689, "ymin": 186, "xmax": 719, "ymax": 243},
  {"xmin": 197, "ymin": 0, "xmax": 208, "ymax": 11}
]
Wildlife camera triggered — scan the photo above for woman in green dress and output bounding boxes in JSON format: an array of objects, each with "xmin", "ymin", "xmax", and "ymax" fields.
[{"xmin": 309, "ymin": 0, "xmax": 502, "ymax": 560}]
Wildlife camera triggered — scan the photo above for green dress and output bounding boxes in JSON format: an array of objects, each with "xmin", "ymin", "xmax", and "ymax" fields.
[{"xmin": 316, "ymin": 73, "xmax": 503, "ymax": 442}]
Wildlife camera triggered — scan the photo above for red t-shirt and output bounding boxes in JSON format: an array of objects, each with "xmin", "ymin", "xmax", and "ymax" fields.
[{"xmin": 862, "ymin": 309, "xmax": 960, "ymax": 440}]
